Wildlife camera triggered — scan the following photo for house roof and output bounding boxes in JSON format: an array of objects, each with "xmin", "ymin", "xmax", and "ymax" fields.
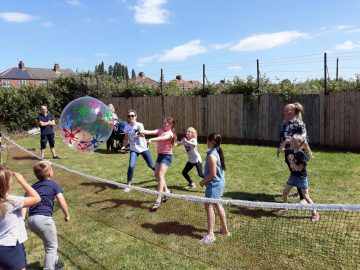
[
  {"xmin": 172, "ymin": 79, "xmax": 201, "ymax": 89},
  {"xmin": 0, "ymin": 66, "xmax": 74, "ymax": 80},
  {"xmin": 130, "ymin": 73, "xmax": 159, "ymax": 87}
]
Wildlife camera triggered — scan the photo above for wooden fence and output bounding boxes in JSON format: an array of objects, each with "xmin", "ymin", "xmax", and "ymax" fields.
[{"xmin": 101, "ymin": 92, "xmax": 360, "ymax": 151}]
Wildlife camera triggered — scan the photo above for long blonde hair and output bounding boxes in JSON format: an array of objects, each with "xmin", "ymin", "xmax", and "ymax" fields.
[
  {"xmin": 0, "ymin": 166, "xmax": 13, "ymax": 217},
  {"xmin": 292, "ymin": 134, "xmax": 313, "ymax": 159},
  {"xmin": 293, "ymin": 102, "xmax": 304, "ymax": 120},
  {"xmin": 187, "ymin": 127, "xmax": 198, "ymax": 138}
]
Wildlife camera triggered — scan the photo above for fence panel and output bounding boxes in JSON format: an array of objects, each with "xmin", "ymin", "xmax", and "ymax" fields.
[{"xmin": 100, "ymin": 92, "xmax": 360, "ymax": 151}]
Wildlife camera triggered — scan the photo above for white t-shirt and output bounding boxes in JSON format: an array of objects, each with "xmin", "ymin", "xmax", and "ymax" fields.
[
  {"xmin": 0, "ymin": 195, "xmax": 27, "ymax": 246},
  {"xmin": 183, "ymin": 138, "xmax": 202, "ymax": 163},
  {"xmin": 123, "ymin": 122, "xmax": 148, "ymax": 153}
]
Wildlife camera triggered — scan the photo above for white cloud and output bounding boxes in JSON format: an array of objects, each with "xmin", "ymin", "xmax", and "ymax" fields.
[
  {"xmin": 335, "ymin": 41, "xmax": 359, "ymax": 51},
  {"xmin": 136, "ymin": 54, "xmax": 160, "ymax": 66},
  {"xmin": 346, "ymin": 28, "xmax": 360, "ymax": 33},
  {"xmin": 40, "ymin": 21, "xmax": 54, "ymax": 28},
  {"xmin": 158, "ymin": 40, "xmax": 207, "ymax": 61},
  {"xmin": 95, "ymin": 52, "xmax": 111, "ymax": 58},
  {"xmin": 230, "ymin": 31, "xmax": 309, "ymax": 52},
  {"xmin": 227, "ymin": 65, "xmax": 242, "ymax": 70},
  {"xmin": 131, "ymin": 0, "xmax": 170, "ymax": 24},
  {"xmin": 0, "ymin": 12, "xmax": 38, "ymax": 23},
  {"xmin": 136, "ymin": 40, "xmax": 207, "ymax": 66},
  {"xmin": 335, "ymin": 25, "xmax": 352, "ymax": 31},
  {"xmin": 211, "ymin": 43, "xmax": 232, "ymax": 50},
  {"xmin": 67, "ymin": 0, "xmax": 81, "ymax": 6}
]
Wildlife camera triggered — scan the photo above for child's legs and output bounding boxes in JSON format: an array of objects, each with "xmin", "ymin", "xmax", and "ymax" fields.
[
  {"xmin": 297, "ymin": 187, "xmax": 304, "ymax": 200},
  {"xmin": 141, "ymin": 150, "xmax": 155, "ymax": 171},
  {"xmin": 214, "ymin": 203, "xmax": 229, "ymax": 233},
  {"xmin": 283, "ymin": 184, "xmax": 293, "ymax": 203},
  {"xmin": 127, "ymin": 151, "xmax": 139, "ymax": 183},
  {"xmin": 204, "ymin": 203, "xmax": 215, "ymax": 237},
  {"xmin": 195, "ymin": 161, "xmax": 204, "ymax": 178},
  {"xmin": 301, "ymin": 189, "xmax": 314, "ymax": 204},
  {"xmin": 182, "ymin": 162, "xmax": 194, "ymax": 184},
  {"xmin": 155, "ymin": 163, "xmax": 169, "ymax": 201},
  {"xmin": 28, "ymin": 215, "xmax": 58, "ymax": 269}
]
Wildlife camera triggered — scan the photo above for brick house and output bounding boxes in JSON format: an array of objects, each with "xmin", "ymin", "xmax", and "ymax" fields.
[
  {"xmin": 130, "ymin": 72, "xmax": 159, "ymax": 87},
  {"xmin": 0, "ymin": 61, "xmax": 74, "ymax": 88},
  {"xmin": 171, "ymin": 75, "xmax": 201, "ymax": 90}
]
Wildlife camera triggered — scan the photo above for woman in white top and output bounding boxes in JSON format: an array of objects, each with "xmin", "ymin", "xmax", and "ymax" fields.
[
  {"xmin": 0, "ymin": 166, "xmax": 41, "ymax": 270},
  {"xmin": 121, "ymin": 110, "xmax": 155, "ymax": 192}
]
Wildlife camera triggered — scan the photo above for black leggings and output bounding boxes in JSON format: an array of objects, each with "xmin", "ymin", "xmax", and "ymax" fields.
[
  {"xmin": 182, "ymin": 161, "xmax": 204, "ymax": 184},
  {"xmin": 298, "ymin": 187, "xmax": 304, "ymax": 200}
]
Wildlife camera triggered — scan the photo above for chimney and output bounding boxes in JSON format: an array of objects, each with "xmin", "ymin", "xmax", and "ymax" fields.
[
  {"xmin": 53, "ymin": 63, "xmax": 61, "ymax": 73},
  {"xmin": 176, "ymin": 75, "xmax": 182, "ymax": 81},
  {"xmin": 18, "ymin": 61, "xmax": 25, "ymax": 70},
  {"xmin": 138, "ymin": 72, "xmax": 145, "ymax": 78}
]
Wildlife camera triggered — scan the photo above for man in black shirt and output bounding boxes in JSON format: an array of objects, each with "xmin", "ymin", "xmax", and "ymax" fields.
[{"xmin": 37, "ymin": 105, "xmax": 60, "ymax": 160}]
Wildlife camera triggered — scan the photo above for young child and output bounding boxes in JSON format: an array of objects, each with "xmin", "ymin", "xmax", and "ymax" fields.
[
  {"xmin": 0, "ymin": 166, "xmax": 41, "ymax": 270},
  {"xmin": 176, "ymin": 127, "xmax": 204, "ymax": 189},
  {"xmin": 139, "ymin": 117, "xmax": 177, "ymax": 210},
  {"xmin": 199, "ymin": 133, "xmax": 229, "ymax": 244},
  {"xmin": 24, "ymin": 161, "xmax": 70, "ymax": 269},
  {"xmin": 279, "ymin": 134, "xmax": 319, "ymax": 222}
]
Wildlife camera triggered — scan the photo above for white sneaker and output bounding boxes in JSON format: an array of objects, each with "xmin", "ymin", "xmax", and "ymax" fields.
[{"xmin": 124, "ymin": 187, "xmax": 131, "ymax": 193}]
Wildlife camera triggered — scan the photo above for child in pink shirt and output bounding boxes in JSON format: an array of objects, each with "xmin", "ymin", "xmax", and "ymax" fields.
[{"xmin": 140, "ymin": 117, "xmax": 177, "ymax": 210}]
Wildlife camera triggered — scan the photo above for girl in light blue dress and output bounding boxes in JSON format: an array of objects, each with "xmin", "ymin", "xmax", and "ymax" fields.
[{"xmin": 199, "ymin": 133, "xmax": 230, "ymax": 244}]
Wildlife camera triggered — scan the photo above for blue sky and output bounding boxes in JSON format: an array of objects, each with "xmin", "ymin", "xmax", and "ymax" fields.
[{"xmin": 1, "ymin": 0, "xmax": 360, "ymax": 83}]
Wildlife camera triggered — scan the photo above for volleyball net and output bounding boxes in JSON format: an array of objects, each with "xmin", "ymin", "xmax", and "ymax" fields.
[{"xmin": 3, "ymin": 136, "xmax": 360, "ymax": 270}]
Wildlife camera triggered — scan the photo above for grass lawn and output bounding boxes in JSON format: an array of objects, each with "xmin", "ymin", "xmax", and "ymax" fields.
[{"xmin": 3, "ymin": 133, "xmax": 360, "ymax": 270}]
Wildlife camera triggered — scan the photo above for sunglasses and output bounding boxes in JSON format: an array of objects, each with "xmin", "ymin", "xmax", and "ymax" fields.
[{"xmin": 128, "ymin": 115, "xmax": 136, "ymax": 118}]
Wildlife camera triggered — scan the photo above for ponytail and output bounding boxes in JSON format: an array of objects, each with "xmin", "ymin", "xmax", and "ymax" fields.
[
  {"xmin": 217, "ymin": 147, "xmax": 226, "ymax": 171},
  {"xmin": 208, "ymin": 133, "xmax": 226, "ymax": 170},
  {"xmin": 164, "ymin": 117, "xmax": 177, "ymax": 148},
  {"xmin": 293, "ymin": 102, "xmax": 304, "ymax": 120}
]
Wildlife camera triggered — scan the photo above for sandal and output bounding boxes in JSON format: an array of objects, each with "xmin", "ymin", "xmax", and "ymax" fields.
[
  {"xmin": 200, "ymin": 236, "xmax": 216, "ymax": 244},
  {"xmin": 185, "ymin": 183, "xmax": 196, "ymax": 189},
  {"xmin": 311, "ymin": 212, "xmax": 320, "ymax": 222},
  {"xmin": 161, "ymin": 190, "xmax": 171, "ymax": 202},
  {"xmin": 151, "ymin": 201, "xmax": 161, "ymax": 210}
]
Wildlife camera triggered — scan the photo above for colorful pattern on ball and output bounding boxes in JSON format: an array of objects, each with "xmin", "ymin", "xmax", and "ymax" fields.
[{"xmin": 58, "ymin": 96, "xmax": 114, "ymax": 152}]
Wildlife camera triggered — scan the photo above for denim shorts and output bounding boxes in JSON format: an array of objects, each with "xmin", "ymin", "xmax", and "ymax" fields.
[
  {"xmin": 287, "ymin": 175, "xmax": 308, "ymax": 189},
  {"xmin": 0, "ymin": 240, "xmax": 27, "ymax": 270},
  {"xmin": 156, "ymin": 154, "xmax": 173, "ymax": 166},
  {"xmin": 205, "ymin": 180, "xmax": 225, "ymax": 199}
]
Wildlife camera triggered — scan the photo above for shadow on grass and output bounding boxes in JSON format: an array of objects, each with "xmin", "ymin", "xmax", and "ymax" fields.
[
  {"xmin": 27, "ymin": 261, "xmax": 42, "ymax": 270},
  {"xmin": 223, "ymin": 191, "xmax": 280, "ymax": 202},
  {"xmin": 166, "ymin": 184, "xmax": 201, "ymax": 194},
  {"xmin": 136, "ymin": 179, "xmax": 157, "ymax": 185},
  {"xmin": 80, "ymin": 181, "xmax": 119, "ymax": 194},
  {"xmin": 12, "ymin": 156, "xmax": 39, "ymax": 161},
  {"xmin": 86, "ymin": 198, "xmax": 150, "ymax": 210},
  {"xmin": 141, "ymin": 221, "xmax": 206, "ymax": 239},
  {"xmin": 230, "ymin": 205, "xmax": 310, "ymax": 220},
  {"xmin": 94, "ymin": 149, "xmax": 118, "ymax": 155}
]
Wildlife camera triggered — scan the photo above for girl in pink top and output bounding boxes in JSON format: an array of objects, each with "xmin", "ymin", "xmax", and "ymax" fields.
[{"xmin": 140, "ymin": 117, "xmax": 177, "ymax": 210}]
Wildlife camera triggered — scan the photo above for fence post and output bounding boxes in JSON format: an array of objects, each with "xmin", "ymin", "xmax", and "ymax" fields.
[{"xmin": 324, "ymin": 52, "xmax": 328, "ymax": 95}]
